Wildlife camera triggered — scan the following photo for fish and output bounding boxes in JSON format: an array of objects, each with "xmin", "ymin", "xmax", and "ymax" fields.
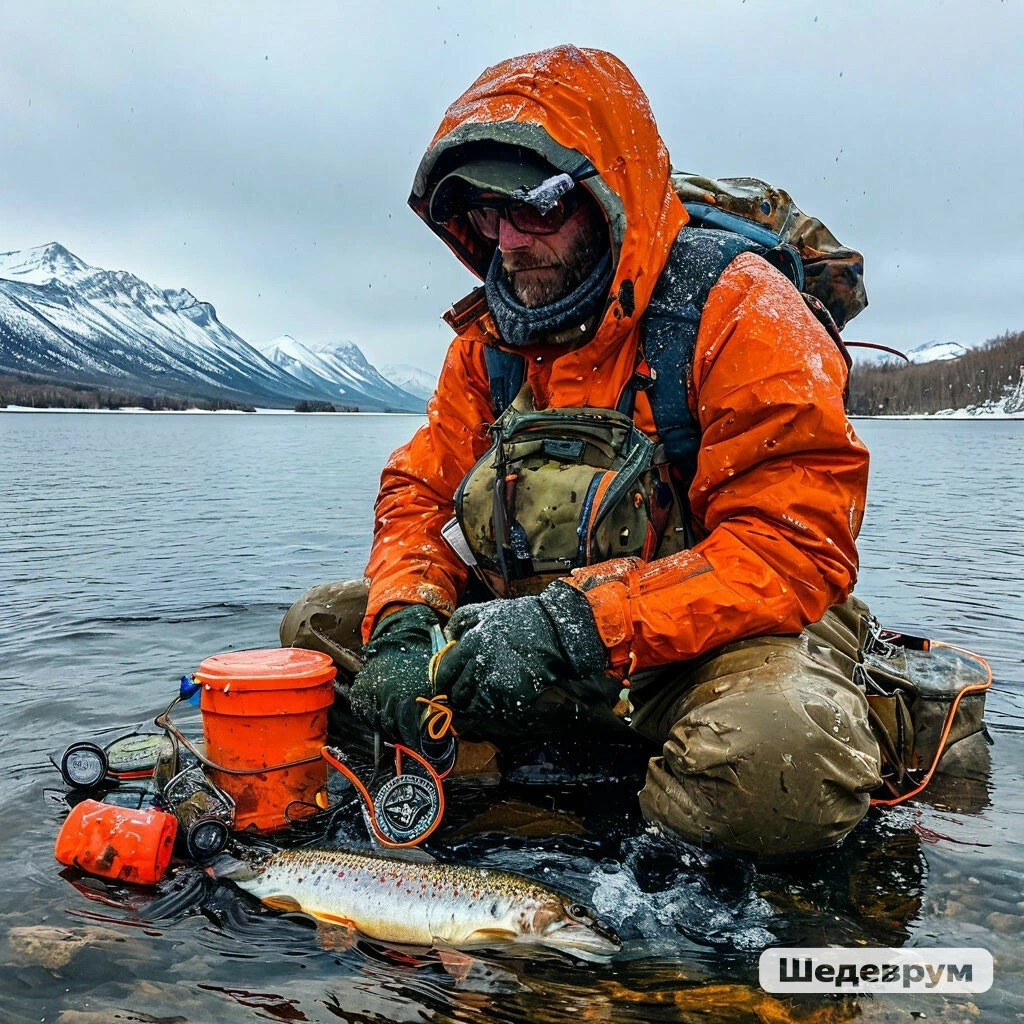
[{"xmin": 211, "ymin": 847, "xmax": 620, "ymax": 962}]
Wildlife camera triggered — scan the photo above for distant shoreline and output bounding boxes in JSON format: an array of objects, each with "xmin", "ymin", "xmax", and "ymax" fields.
[
  {"xmin": 849, "ymin": 413, "xmax": 1024, "ymax": 421},
  {"xmin": 3, "ymin": 406, "xmax": 1020, "ymax": 420},
  {"xmin": 0, "ymin": 406, "xmax": 425, "ymax": 416},
  {"xmin": 3, "ymin": 404, "xmax": 1022, "ymax": 420}
]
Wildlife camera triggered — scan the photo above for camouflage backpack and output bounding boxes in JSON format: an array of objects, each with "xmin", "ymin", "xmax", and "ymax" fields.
[{"xmin": 670, "ymin": 171, "xmax": 867, "ymax": 333}]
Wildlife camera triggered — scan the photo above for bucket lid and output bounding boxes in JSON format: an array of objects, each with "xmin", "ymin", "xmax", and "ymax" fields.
[{"xmin": 196, "ymin": 648, "xmax": 337, "ymax": 692}]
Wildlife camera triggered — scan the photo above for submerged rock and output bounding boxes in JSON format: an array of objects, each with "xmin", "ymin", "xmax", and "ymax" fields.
[{"xmin": 7, "ymin": 924, "xmax": 128, "ymax": 972}]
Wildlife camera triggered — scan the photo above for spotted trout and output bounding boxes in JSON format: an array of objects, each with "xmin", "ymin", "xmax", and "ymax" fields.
[{"xmin": 213, "ymin": 847, "xmax": 619, "ymax": 961}]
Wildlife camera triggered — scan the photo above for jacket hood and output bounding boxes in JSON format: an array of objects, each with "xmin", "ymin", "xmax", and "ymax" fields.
[{"xmin": 409, "ymin": 45, "xmax": 687, "ymax": 348}]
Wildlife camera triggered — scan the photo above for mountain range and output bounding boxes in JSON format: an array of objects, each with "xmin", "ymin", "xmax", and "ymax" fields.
[
  {"xmin": 0, "ymin": 243, "xmax": 428, "ymax": 412},
  {"xmin": 4, "ymin": 242, "xmax": 1018, "ymax": 419},
  {"xmin": 257, "ymin": 335, "xmax": 433, "ymax": 409}
]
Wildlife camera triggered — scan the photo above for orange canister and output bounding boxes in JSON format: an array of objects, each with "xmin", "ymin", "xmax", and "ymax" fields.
[
  {"xmin": 196, "ymin": 647, "xmax": 336, "ymax": 832},
  {"xmin": 55, "ymin": 798, "xmax": 177, "ymax": 885}
]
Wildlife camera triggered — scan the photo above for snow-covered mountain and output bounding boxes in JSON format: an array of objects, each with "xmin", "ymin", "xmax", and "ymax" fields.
[
  {"xmin": 0, "ymin": 243, "xmax": 424, "ymax": 411},
  {"xmin": 906, "ymin": 340, "xmax": 968, "ymax": 364},
  {"xmin": 260, "ymin": 336, "xmax": 425, "ymax": 411},
  {"xmin": 379, "ymin": 363, "xmax": 438, "ymax": 401}
]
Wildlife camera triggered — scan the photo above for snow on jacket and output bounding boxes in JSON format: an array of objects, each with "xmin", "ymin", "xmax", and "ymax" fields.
[{"xmin": 362, "ymin": 45, "xmax": 869, "ymax": 675}]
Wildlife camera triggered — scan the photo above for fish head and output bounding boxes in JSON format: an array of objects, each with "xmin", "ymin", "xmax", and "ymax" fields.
[{"xmin": 533, "ymin": 897, "xmax": 621, "ymax": 962}]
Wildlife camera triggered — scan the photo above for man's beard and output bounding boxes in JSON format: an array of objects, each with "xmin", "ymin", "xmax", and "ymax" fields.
[{"xmin": 502, "ymin": 229, "xmax": 601, "ymax": 308}]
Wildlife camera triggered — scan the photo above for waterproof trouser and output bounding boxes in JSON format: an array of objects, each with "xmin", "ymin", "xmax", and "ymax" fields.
[{"xmin": 279, "ymin": 581, "xmax": 882, "ymax": 858}]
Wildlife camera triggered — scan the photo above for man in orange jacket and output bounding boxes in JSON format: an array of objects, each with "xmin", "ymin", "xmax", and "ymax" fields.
[{"xmin": 281, "ymin": 45, "xmax": 882, "ymax": 857}]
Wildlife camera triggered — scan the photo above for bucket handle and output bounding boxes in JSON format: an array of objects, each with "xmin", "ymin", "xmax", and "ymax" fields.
[{"xmin": 154, "ymin": 696, "xmax": 323, "ymax": 777}]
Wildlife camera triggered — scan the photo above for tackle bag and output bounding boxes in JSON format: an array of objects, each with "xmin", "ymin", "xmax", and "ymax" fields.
[{"xmin": 858, "ymin": 621, "xmax": 992, "ymax": 805}]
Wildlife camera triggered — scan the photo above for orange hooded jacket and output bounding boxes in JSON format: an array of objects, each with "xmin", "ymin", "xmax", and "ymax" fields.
[{"xmin": 363, "ymin": 45, "xmax": 869, "ymax": 675}]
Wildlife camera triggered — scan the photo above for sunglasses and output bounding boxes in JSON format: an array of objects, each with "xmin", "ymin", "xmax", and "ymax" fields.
[{"xmin": 466, "ymin": 192, "xmax": 582, "ymax": 240}]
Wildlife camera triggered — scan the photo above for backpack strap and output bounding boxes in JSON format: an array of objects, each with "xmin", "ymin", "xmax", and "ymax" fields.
[
  {"xmin": 640, "ymin": 226, "xmax": 767, "ymax": 475},
  {"xmin": 483, "ymin": 345, "xmax": 527, "ymax": 416}
]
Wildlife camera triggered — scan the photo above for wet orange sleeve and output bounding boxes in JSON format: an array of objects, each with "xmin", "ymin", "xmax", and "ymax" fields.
[
  {"xmin": 566, "ymin": 254, "xmax": 869, "ymax": 672},
  {"xmin": 362, "ymin": 333, "xmax": 495, "ymax": 641}
]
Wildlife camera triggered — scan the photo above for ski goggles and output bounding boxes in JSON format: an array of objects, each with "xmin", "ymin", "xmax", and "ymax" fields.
[{"xmin": 466, "ymin": 192, "xmax": 582, "ymax": 239}]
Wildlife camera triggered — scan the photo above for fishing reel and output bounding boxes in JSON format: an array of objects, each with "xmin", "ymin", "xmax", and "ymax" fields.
[
  {"xmin": 161, "ymin": 763, "xmax": 234, "ymax": 860},
  {"xmin": 322, "ymin": 694, "xmax": 458, "ymax": 848}
]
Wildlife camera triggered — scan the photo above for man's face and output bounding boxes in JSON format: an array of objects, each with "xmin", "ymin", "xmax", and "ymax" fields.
[{"xmin": 483, "ymin": 194, "xmax": 605, "ymax": 308}]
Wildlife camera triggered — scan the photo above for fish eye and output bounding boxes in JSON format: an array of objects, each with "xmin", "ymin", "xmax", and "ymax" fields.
[{"xmin": 567, "ymin": 902, "xmax": 593, "ymax": 921}]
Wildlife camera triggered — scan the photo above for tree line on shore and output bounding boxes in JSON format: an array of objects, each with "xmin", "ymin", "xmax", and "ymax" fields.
[
  {"xmin": 847, "ymin": 330, "xmax": 1023, "ymax": 415},
  {"xmin": 293, "ymin": 400, "xmax": 359, "ymax": 412},
  {"xmin": 0, "ymin": 375, "xmax": 370, "ymax": 414},
  {"xmin": 0, "ymin": 373, "xmax": 256, "ymax": 412}
]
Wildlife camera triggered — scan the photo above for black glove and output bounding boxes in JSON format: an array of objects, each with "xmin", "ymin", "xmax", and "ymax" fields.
[
  {"xmin": 349, "ymin": 604, "xmax": 441, "ymax": 744},
  {"xmin": 432, "ymin": 582, "xmax": 613, "ymax": 730}
]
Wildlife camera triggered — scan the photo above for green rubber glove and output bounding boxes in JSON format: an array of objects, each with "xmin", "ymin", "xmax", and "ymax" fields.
[
  {"xmin": 349, "ymin": 604, "xmax": 441, "ymax": 743},
  {"xmin": 432, "ymin": 582, "xmax": 612, "ymax": 731}
]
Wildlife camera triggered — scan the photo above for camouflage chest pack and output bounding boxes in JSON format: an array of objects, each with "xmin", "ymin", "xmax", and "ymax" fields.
[{"xmin": 452, "ymin": 391, "xmax": 681, "ymax": 597}]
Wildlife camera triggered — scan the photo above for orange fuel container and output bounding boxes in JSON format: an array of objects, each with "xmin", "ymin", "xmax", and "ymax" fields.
[
  {"xmin": 55, "ymin": 798, "xmax": 177, "ymax": 885},
  {"xmin": 196, "ymin": 647, "xmax": 336, "ymax": 832}
]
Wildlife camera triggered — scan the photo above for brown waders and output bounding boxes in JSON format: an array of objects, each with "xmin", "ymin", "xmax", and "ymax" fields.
[
  {"xmin": 280, "ymin": 581, "xmax": 881, "ymax": 858},
  {"xmin": 628, "ymin": 598, "xmax": 882, "ymax": 857}
]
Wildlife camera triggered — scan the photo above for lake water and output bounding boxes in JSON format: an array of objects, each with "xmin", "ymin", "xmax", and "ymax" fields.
[{"xmin": 1, "ymin": 411, "xmax": 1021, "ymax": 1024}]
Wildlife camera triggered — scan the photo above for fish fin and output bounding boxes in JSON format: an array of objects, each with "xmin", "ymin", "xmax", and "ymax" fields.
[
  {"xmin": 262, "ymin": 895, "xmax": 303, "ymax": 913},
  {"xmin": 316, "ymin": 918, "xmax": 358, "ymax": 952},
  {"xmin": 315, "ymin": 911, "xmax": 359, "ymax": 928},
  {"xmin": 437, "ymin": 948, "xmax": 477, "ymax": 981},
  {"xmin": 366, "ymin": 844, "xmax": 437, "ymax": 864},
  {"xmin": 459, "ymin": 927, "xmax": 520, "ymax": 946}
]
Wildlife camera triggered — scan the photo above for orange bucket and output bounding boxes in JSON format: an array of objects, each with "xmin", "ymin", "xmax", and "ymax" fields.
[{"xmin": 196, "ymin": 648, "xmax": 336, "ymax": 832}]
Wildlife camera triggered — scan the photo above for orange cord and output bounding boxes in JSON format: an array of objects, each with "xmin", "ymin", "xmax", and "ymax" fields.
[
  {"xmin": 415, "ymin": 694, "xmax": 458, "ymax": 740},
  {"xmin": 320, "ymin": 744, "xmax": 445, "ymax": 848},
  {"xmin": 870, "ymin": 642, "xmax": 992, "ymax": 807}
]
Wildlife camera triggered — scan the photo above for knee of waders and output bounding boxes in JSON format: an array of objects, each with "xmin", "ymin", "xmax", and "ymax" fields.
[
  {"xmin": 638, "ymin": 683, "xmax": 880, "ymax": 858},
  {"xmin": 279, "ymin": 579, "xmax": 369, "ymax": 669}
]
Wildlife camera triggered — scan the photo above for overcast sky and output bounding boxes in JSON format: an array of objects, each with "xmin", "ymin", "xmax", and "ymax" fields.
[{"xmin": 2, "ymin": 1, "xmax": 1021, "ymax": 374}]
